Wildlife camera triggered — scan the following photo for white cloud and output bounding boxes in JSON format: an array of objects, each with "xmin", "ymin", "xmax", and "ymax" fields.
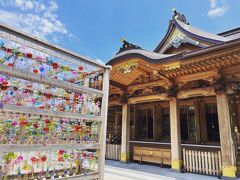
[
  {"xmin": 208, "ymin": 0, "xmax": 229, "ymax": 18},
  {"xmin": 0, "ymin": 0, "xmax": 69, "ymax": 42},
  {"xmin": 208, "ymin": 6, "xmax": 228, "ymax": 17},
  {"xmin": 210, "ymin": 0, "xmax": 217, "ymax": 8}
]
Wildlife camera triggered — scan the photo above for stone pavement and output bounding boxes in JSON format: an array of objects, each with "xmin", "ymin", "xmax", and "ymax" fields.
[{"xmin": 104, "ymin": 160, "xmax": 225, "ymax": 180}]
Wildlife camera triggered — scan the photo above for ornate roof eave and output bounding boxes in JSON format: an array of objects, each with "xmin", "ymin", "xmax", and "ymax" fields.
[
  {"xmin": 107, "ymin": 37, "xmax": 240, "ymax": 66},
  {"xmin": 154, "ymin": 11, "xmax": 229, "ymax": 53},
  {"xmin": 107, "ymin": 49, "xmax": 181, "ymax": 66}
]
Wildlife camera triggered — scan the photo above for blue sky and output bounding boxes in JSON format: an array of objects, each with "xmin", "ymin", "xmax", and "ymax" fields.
[{"xmin": 0, "ymin": 0, "xmax": 239, "ymax": 63}]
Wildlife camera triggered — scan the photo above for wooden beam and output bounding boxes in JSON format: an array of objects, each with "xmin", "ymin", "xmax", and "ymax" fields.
[
  {"xmin": 128, "ymin": 94, "xmax": 168, "ymax": 104},
  {"xmin": 127, "ymin": 87, "xmax": 215, "ymax": 104},
  {"xmin": 110, "ymin": 80, "xmax": 127, "ymax": 91},
  {"xmin": 175, "ymin": 70, "xmax": 217, "ymax": 83},
  {"xmin": 127, "ymin": 80, "xmax": 167, "ymax": 92}
]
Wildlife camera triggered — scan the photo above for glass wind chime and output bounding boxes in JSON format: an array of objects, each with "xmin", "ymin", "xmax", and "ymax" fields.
[{"xmin": 0, "ymin": 37, "xmax": 103, "ymax": 179}]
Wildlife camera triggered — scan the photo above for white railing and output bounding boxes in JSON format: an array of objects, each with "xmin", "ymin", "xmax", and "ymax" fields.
[
  {"xmin": 106, "ymin": 144, "xmax": 121, "ymax": 161},
  {"xmin": 183, "ymin": 148, "xmax": 222, "ymax": 176}
]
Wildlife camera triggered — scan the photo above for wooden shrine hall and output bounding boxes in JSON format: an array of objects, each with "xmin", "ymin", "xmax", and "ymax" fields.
[{"xmin": 106, "ymin": 10, "xmax": 240, "ymax": 178}]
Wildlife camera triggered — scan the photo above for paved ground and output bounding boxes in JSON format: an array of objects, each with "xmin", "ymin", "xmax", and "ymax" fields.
[{"xmin": 104, "ymin": 160, "xmax": 223, "ymax": 180}]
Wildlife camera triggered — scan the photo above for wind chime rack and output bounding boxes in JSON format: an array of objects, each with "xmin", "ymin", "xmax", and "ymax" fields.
[{"xmin": 0, "ymin": 23, "xmax": 110, "ymax": 180}]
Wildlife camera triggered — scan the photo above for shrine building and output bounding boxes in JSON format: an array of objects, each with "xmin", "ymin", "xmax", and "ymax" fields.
[{"xmin": 106, "ymin": 10, "xmax": 240, "ymax": 178}]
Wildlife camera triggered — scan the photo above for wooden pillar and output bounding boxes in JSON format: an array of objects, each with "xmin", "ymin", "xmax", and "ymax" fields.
[
  {"xmin": 99, "ymin": 67, "xmax": 111, "ymax": 180},
  {"xmin": 216, "ymin": 92, "xmax": 236, "ymax": 178},
  {"xmin": 120, "ymin": 103, "xmax": 130, "ymax": 163},
  {"xmin": 170, "ymin": 97, "xmax": 182, "ymax": 170}
]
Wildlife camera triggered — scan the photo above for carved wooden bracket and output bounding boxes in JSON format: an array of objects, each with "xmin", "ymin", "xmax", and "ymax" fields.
[
  {"xmin": 213, "ymin": 69, "xmax": 226, "ymax": 92},
  {"xmin": 166, "ymin": 83, "xmax": 179, "ymax": 97}
]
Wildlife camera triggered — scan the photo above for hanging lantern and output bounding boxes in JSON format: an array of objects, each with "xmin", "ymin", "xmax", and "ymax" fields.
[
  {"xmin": 52, "ymin": 62, "xmax": 58, "ymax": 69},
  {"xmin": 79, "ymin": 66, "xmax": 83, "ymax": 71},
  {"xmin": 26, "ymin": 53, "xmax": 33, "ymax": 59}
]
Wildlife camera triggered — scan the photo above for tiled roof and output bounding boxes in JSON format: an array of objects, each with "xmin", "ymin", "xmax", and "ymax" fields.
[
  {"xmin": 175, "ymin": 19, "xmax": 231, "ymax": 42},
  {"xmin": 112, "ymin": 49, "xmax": 174, "ymax": 60}
]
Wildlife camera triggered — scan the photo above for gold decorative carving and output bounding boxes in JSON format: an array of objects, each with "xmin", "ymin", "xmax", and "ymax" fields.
[
  {"xmin": 117, "ymin": 62, "xmax": 138, "ymax": 74},
  {"xmin": 164, "ymin": 62, "xmax": 181, "ymax": 70}
]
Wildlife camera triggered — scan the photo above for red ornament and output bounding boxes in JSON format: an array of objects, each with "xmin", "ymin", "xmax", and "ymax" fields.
[
  {"xmin": 74, "ymin": 94, "xmax": 79, "ymax": 99},
  {"xmin": 26, "ymin": 53, "xmax": 32, "ymax": 59},
  {"xmin": 58, "ymin": 150, "xmax": 64, "ymax": 155},
  {"xmin": 2, "ymin": 81, "xmax": 8, "ymax": 85},
  {"xmin": 31, "ymin": 157, "xmax": 38, "ymax": 164},
  {"xmin": 52, "ymin": 62, "xmax": 58, "ymax": 69},
  {"xmin": 70, "ymin": 80, "xmax": 74, "ymax": 83},
  {"xmin": 45, "ymin": 94, "xmax": 52, "ymax": 99},
  {"xmin": 73, "ymin": 125, "xmax": 81, "ymax": 132},
  {"xmin": 33, "ymin": 122, "xmax": 39, "ymax": 129},
  {"xmin": 1, "ymin": 86, "xmax": 8, "ymax": 90},
  {"xmin": 45, "ymin": 119, "xmax": 51, "ymax": 124},
  {"xmin": 65, "ymin": 98, "xmax": 70, "ymax": 102},
  {"xmin": 20, "ymin": 120, "xmax": 28, "ymax": 127},
  {"xmin": 5, "ymin": 48, "xmax": 12, "ymax": 53},
  {"xmin": 79, "ymin": 66, "xmax": 83, "ymax": 71},
  {"xmin": 43, "ymin": 127, "xmax": 49, "ymax": 133},
  {"xmin": 7, "ymin": 63, "xmax": 14, "ymax": 67},
  {"xmin": 54, "ymin": 76, "xmax": 58, "ymax": 79},
  {"xmin": 41, "ymin": 156, "xmax": 47, "ymax": 162},
  {"xmin": 33, "ymin": 69, "xmax": 38, "ymax": 74},
  {"xmin": 58, "ymin": 156, "xmax": 64, "ymax": 162}
]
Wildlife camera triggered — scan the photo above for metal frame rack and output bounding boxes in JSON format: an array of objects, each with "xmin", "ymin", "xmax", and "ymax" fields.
[{"xmin": 0, "ymin": 23, "xmax": 110, "ymax": 180}]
